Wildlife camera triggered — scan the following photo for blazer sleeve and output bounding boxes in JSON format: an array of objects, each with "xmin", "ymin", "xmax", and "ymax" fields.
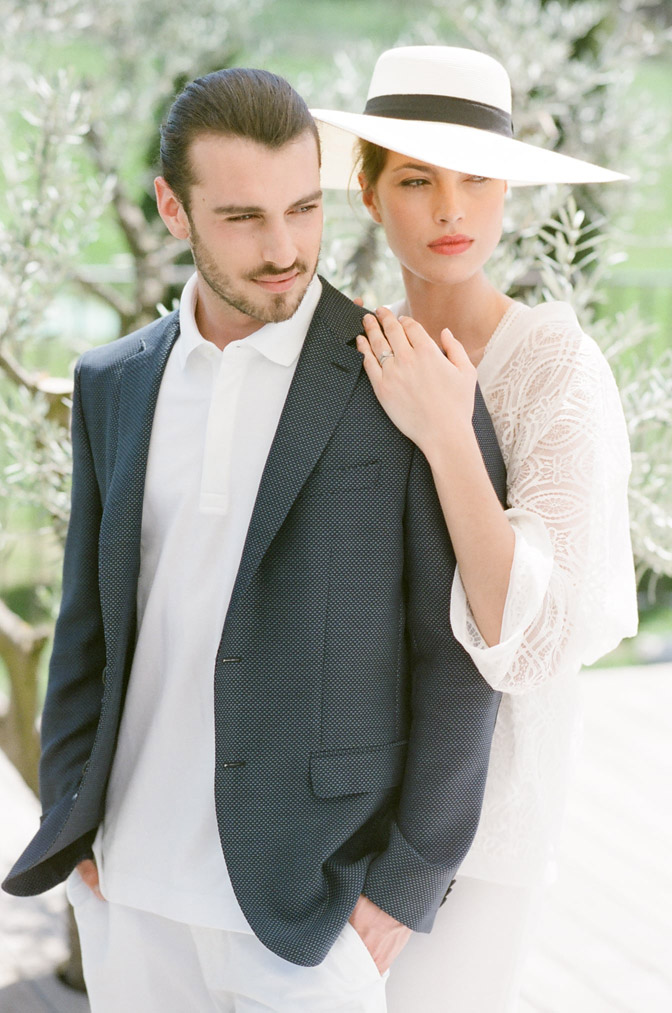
[
  {"xmin": 362, "ymin": 392, "xmax": 506, "ymax": 932},
  {"xmin": 38, "ymin": 358, "xmax": 107, "ymax": 819}
]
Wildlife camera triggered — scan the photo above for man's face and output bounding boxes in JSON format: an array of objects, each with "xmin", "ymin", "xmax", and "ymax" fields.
[{"xmin": 181, "ymin": 132, "xmax": 323, "ymax": 331}]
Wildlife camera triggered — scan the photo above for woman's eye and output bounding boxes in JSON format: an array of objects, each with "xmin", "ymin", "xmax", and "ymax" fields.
[
  {"xmin": 468, "ymin": 175, "xmax": 489, "ymax": 184},
  {"xmin": 400, "ymin": 178, "xmax": 429, "ymax": 188}
]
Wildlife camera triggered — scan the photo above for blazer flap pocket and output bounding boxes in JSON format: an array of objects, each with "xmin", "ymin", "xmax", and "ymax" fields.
[
  {"xmin": 310, "ymin": 739, "xmax": 408, "ymax": 798},
  {"xmin": 303, "ymin": 460, "xmax": 380, "ymax": 498}
]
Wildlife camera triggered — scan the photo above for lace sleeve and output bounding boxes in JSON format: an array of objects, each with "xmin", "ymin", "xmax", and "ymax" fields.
[{"xmin": 450, "ymin": 318, "xmax": 638, "ymax": 694}]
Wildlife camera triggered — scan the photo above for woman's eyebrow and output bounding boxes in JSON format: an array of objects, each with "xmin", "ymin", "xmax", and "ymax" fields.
[{"xmin": 391, "ymin": 163, "xmax": 436, "ymax": 174}]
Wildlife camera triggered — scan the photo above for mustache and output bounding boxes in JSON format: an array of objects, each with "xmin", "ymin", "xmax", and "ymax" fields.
[{"xmin": 244, "ymin": 261, "xmax": 309, "ymax": 280}]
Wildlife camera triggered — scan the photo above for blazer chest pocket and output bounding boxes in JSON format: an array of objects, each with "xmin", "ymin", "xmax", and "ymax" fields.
[
  {"xmin": 301, "ymin": 460, "xmax": 380, "ymax": 499},
  {"xmin": 310, "ymin": 739, "xmax": 407, "ymax": 798}
]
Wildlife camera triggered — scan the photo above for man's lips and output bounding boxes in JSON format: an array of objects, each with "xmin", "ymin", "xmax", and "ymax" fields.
[
  {"xmin": 253, "ymin": 271, "xmax": 300, "ymax": 293},
  {"xmin": 428, "ymin": 235, "xmax": 474, "ymax": 255}
]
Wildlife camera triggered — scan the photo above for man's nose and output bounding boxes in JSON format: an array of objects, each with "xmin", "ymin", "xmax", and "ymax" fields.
[{"xmin": 261, "ymin": 221, "xmax": 297, "ymax": 267}]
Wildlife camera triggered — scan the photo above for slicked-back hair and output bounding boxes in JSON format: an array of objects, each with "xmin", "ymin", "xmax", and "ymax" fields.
[{"xmin": 160, "ymin": 67, "xmax": 320, "ymax": 209}]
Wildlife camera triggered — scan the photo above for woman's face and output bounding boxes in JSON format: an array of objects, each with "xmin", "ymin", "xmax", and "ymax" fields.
[{"xmin": 360, "ymin": 151, "xmax": 507, "ymax": 287}]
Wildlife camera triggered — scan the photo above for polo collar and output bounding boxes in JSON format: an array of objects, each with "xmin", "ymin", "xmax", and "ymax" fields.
[{"xmin": 176, "ymin": 272, "xmax": 322, "ymax": 369}]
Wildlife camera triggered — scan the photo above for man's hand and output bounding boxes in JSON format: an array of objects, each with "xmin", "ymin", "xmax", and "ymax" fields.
[
  {"xmin": 348, "ymin": 894, "xmax": 411, "ymax": 975},
  {"xmin": 76, "ymin": 858, "xmax": 105, "ymax": 900}
]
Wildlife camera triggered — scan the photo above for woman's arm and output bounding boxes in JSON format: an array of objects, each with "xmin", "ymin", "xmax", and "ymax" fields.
[
  {"xmin": 357, "ymin": 308, "xmax": 514, "ymax": 647},
  {"xmin": 452, "ymin": 322, "xmax": 638, "ymax": 692},
  {"xmin": 357, "ymin": 307, "xmax": 638, "ymax": 690}
]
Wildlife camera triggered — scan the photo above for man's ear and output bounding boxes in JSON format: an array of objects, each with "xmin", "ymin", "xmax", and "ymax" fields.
[
  {"xmin": 358, "ymin": 172, "xmax": 382, "ymax": 224},
  {"xmin": 154, "ymin": 177, "xmax": 191, "ymax": 240}
]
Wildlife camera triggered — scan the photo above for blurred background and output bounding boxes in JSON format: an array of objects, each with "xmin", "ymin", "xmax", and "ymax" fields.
[{"xmin": 0, "ymin": 0, "xmax": 670, "ymax": 1010}]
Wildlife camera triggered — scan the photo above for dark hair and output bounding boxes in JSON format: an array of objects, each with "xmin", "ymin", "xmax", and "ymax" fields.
[
  {"xmin": 160, "ymin": 67, "xmax": 320, "ymax": 208},
  {"xmin": 356, "ymin": 138, "xmax": 389, "ymax": 189}
]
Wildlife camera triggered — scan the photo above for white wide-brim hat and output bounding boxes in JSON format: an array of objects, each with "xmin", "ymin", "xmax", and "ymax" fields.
[{"xmin": 311, "ymin": 46, "xmax": 627, "ymax": 188}]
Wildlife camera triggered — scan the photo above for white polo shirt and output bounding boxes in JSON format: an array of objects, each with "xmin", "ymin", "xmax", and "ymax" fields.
[{"xmin": 94, "ymin": 272, "xmax": 322, "ymax": 929}]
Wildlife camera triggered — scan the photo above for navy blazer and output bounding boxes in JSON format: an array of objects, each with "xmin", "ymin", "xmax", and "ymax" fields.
[{"xmin": 3, "ymin": 278, "xmax": 506, "ymax": 966}]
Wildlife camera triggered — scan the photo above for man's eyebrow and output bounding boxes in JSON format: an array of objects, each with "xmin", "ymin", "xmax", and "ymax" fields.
[
  {"xmin": 212, "ymin": 190, "xmax": 323, "ymax": 216},
  {"xmin": 213, "ymin": 203, "xmax": 263, "ymax": 216},
  {"xmin": 290, "ymin": 189, "xmax": 323, "ymax": 207}
]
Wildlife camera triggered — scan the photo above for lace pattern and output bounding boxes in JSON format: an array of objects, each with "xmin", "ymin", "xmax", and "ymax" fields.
[{"xmin": 451, "ymin": 301, "xmax": 638, "ymax": 882}]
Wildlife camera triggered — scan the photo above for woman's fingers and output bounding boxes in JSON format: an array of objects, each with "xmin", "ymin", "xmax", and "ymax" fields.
[
  {"xmin": 366, "ymin": 307, "xmax": 415, "ymax": 356},
  {"xmin": 355, "ymin": 333, "xmax": 383, "ymax": 386},
  {"xmin": 396, "ymin": 314, "xmax": 436, "ymax": 351},
  {"xmin": 362, "ymin": 313, "xmax": 396, "ymax": 368},
  {"xmin": 358, "ymin": 311, "xmax": 471, "ymax": 388},
  {"xmin": 440, "ymin": 327, "xmax": 472, "ymax": 369}
]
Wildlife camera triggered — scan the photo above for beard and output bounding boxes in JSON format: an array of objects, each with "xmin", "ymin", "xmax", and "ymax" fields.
[{"xmin": 188, "ymin": 222, "xmax": 318, "ymax": 325}]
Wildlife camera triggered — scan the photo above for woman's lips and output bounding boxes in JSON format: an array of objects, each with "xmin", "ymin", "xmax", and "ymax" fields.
[{"xmin": 428, "ymin": 235, "xmax": 474, "ymax": 256}]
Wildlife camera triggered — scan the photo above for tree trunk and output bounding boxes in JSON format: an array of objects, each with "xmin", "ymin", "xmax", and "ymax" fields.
[
  {"xmin": 0, "ymin": 599, "xmax": 50, "ymax": 795},
  {"xmin": 0, "ymin": 599, "xmax": 88, "ymax": 991}
]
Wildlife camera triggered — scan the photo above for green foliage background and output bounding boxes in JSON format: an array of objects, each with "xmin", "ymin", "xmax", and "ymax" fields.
[{"xmin": 1, "ymin": 0, "xmax": 671, "ymax": 686}]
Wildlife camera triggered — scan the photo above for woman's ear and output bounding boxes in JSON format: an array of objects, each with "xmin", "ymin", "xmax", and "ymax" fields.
[{"xmin": 358, "ymin": 172, "xmax": 382, "ymax": 224}]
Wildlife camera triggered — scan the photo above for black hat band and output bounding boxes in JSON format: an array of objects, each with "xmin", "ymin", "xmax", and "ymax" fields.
[{"xmin": 363, "ymin": 93, "xmax": 514, "ymax": 138}]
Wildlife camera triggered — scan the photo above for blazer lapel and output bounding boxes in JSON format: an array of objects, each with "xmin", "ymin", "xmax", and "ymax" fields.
[
  {"xmin": 226, "ymin": 281, "xmax": 364, "ymax": 617},
  {"xmin": 99, "ymin": 314, "xmax": 180, "ymax": 658}
]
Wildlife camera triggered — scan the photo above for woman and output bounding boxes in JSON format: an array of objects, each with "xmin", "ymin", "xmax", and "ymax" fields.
[{"xmin": 313, "ymin": 47, "xmax": 638, "ymax": 1011}]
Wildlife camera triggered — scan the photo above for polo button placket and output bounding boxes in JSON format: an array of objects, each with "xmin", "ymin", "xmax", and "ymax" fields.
[{"xmin": 199, "ymin": 342, "xmax": 249, "ymax": 517}]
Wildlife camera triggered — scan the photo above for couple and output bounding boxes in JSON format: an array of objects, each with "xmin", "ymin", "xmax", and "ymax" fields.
[{"xmin": 3, "ymin": 46, "xmax": 637, "ymax": 1012}]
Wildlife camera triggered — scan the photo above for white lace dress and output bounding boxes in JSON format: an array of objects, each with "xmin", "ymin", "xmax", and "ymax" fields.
[{"xmin": 447, "ymin": 299, "xmax": 638, "ymax": 886}]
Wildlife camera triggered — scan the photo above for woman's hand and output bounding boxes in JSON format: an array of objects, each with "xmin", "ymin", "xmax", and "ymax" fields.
[
  {"xmin": 358, "ymin": 306, "xmax": 514, "ymax": 647},
  {"xmin": 356, "ymin": 307, "xmax": 477, "ymax": 458}
]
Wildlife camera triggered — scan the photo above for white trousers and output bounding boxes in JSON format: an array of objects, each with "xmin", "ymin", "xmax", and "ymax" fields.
[
  {"xmin": 385, "ymin": 876, "xmax": 541, "ymax": 1013},
  {"xmin": 67, "ymin": 870, "xmax": 388, "ymax": 1013}
]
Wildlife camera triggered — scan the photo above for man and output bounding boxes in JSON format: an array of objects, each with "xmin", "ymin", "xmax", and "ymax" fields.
[{"xmin": 3, "ymin": 68, "xmax": 506, "ymax": 1011}]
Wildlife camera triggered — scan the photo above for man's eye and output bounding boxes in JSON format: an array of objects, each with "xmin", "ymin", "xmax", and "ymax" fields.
[
  {"xmin": 228, "ymin": 214, "xmax": 256, "ymax": 222},
  {"xmin": 293, "ymin": 203, "xmax": 319, "ymax": 213}
]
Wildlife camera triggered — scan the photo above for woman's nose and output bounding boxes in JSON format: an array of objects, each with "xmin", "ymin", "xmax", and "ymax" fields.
[{"xmin": 434, "ymin": 187, "xmax": 464, "ymax": 225}]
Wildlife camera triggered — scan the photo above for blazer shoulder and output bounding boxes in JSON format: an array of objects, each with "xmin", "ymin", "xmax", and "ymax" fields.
[
  {"xmin": 77, "ymin": 311, "xmax": 179, "ymax": 376},
  {"xmin": 315, "ymin": 275, "xmax": 369, "ymax": 342}
]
